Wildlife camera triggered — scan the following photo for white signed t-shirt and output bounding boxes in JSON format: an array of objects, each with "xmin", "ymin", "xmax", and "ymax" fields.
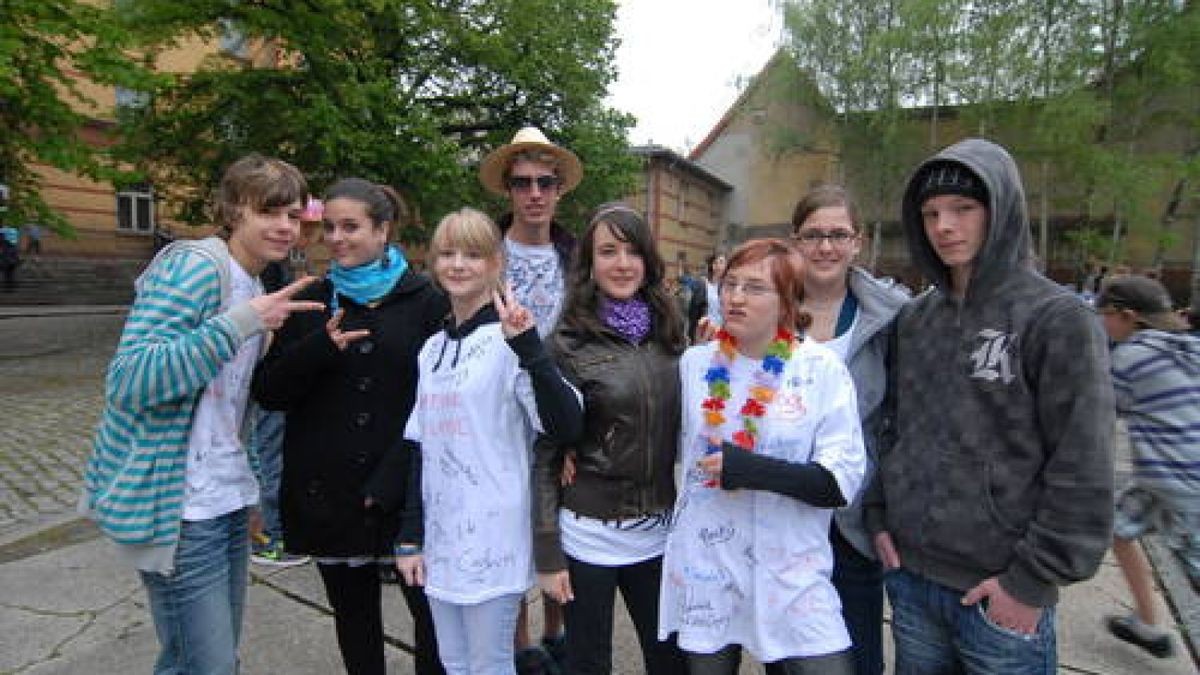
[
  {"xmin": 659, "ymin": 339, "xmax": 865, "ymax": 662},
  {"xmin": 405, "ymin": 322, "xmax": 544, "ymax": 604},
  {"xmin": 504, "ymin": 238, "xmax": 564, "ymax": 338},
  {"xmin": 182, "ymin": 259, "xmax": 263, "ymax": 521}
]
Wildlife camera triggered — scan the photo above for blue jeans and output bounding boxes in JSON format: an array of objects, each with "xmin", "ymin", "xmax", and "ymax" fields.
[
  {"xmin": 428, "ymin": 593, "xmax": 522, "ymax": 675},
  {"xmin": 884, "ymin": 568, "xmax": 1056, "ymax": 675},
  {"xmin": 140, "ymin": 508, "xmax": 251, "ymax": 675},
  {"xmin": 252, "ymin": 408, "xmax": 286, "ymax": 540}
]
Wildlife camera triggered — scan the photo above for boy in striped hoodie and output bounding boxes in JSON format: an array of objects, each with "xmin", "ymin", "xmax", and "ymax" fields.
[
  {"xmin": 81, "ymin": 154, "xmax": 322, "ymax": 674},
  {"xmin": 1097, "ymin": 275, "xmax": 1200, "ymax": 658}
]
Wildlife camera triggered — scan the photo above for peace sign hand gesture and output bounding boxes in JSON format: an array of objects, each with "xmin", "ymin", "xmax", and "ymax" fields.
[
  {"xmin": 494, "ymin": 282, "xmax": 535, "ymax": 339},
  {"xmin": 326, "ymin": 308, "xmax": 371, "ymax": 351},
  {"xmin": 249, "ymin": 276, "xmax": 324, "ymax": 331}
]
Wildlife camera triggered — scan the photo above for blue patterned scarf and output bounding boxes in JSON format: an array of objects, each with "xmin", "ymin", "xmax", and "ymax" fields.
[{"xmin": 328, "ymin": 245, "xmax": 408, "ymax": 310}]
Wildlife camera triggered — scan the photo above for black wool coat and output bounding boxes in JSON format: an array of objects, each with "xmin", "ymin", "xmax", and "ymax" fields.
[{"xmin": 252, "ymin": 270, "xmax": 448, "ymax": 557}]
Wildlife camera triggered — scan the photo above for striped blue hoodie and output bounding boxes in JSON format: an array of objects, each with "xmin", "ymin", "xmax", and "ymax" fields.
[
  {"xmin": 1112, "ymin": 329, "xmax": 1200, "ymax": 510},
  {"xmin": 81, "ymin": 237, "xmax": 264, "ymax": 568}
]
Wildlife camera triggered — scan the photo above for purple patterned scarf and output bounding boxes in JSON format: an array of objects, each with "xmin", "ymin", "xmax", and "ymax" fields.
[{"xmin": 599, "ymin": 296, "xmax": 651, "ymax": 344}]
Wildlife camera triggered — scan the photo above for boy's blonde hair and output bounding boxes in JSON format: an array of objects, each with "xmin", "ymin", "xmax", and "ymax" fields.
[{"xmin": 430, "ymin": 207, "xmax": 504, "ymax": 291}]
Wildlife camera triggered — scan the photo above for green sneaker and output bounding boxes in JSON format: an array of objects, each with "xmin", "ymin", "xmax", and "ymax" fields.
[{"xmin": 251, "ymin": 540, "xmax": 310, "ymax": 568}]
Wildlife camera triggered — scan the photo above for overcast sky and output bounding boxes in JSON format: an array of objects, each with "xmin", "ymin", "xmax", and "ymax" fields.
[{"xmin": 606, "ymin": 0, "xmax": 782, "ymax": 155}]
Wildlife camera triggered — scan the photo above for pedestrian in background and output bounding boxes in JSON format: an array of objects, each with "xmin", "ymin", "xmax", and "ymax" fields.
[
  {"xmin": 534, "ymin": 204, "xmax": 688, "ymax": 675},
  {"xmin": 396, "ymin": 208, "xmax": 583, "ymax": 674},
  {"xmin": 703, "ymin": 251, "xmax": 726, "ymax": 327},
  {"xmin": 0, "ymin": 231, "xmax": 18, "ymax": 291},
  {"xmin": 252, "ymin": 178, "xmax": 448, "ymax": 675},
  {"xmin": 23, "ymin": 222, "xmax": 42, "ymax": 256},
  {"xmin": 1096, "ymin": 275, "xmax": 1200, "ymax": 658},
  {"xmin": 865, "ymin": 138, "xmax": 1114, "ymax": 674},
  {"xmin": 81, "ymin": 154, "xmax": 320, "ymax": 674},
  {"xmin": 248, "ymin": 257, "xmax": 311, "ymax": 569},
  {"xmin": 790, "ymin": 185, "xmax": 907, "ymax": 675}
]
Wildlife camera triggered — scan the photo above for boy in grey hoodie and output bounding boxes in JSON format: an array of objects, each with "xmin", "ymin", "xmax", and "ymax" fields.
[
  {"xmin": 1096, "ymin": 275, "xmax": 1200, "ymax": 658},
  {"xmin": 864, "ymin": 138, "xmax": 1114, "ymax": 673}
]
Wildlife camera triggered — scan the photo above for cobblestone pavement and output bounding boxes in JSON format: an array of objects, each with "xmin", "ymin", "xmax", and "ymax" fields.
[{"xmin": 0, "ymin": 340, "xmax": 113, "ymax": 542}]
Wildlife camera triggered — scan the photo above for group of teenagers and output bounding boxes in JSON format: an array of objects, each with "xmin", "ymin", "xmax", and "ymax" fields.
[{"xmin": 82, "ymin": 127, "xmax": 1165, "ymax": 675}]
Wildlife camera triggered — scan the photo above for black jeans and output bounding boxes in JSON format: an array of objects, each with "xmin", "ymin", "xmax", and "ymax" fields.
[
  {"xmin": 831, "ymin": 527, "xmax": 885, "ymax": 675},
  {"xmin": 686, "ymin": 645, "xmax": 856, "ymax": 675},
  {"xmin": 562, "ymin": 554, "xmax": 686, "ymax": 675},
  {"xmin": 317, "ymin": 562, "xmax": 444, "ymax": 675}
]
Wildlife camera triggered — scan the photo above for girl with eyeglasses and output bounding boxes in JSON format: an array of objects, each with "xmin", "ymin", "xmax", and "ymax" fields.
[
  {"xmin": 789, "ymin": 186, "xmax": 908, "ymax": 675},
  {"xmin": 532, "ymin": 203, "xmax": 689, "ymax": 674},
  {"xmin": 659, "ymin": 238, "xmax": 866, "ymax": 674},
  {"xmin": 252, "ymin": 178, "xmax": 448, "ymax": 675}
]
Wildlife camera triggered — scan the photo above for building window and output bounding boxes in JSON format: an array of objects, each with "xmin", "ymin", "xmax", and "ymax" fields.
[
  {"xmin": 117, "ymin": 184, "xmax": 155, "ymax": 233},
  {"xmin": 114, "ymin": 87, "xmax": 150, "ymax": 113},
  {"xmin": 218, "ymin": 18, "xmax": 250, "ymax": 58}
]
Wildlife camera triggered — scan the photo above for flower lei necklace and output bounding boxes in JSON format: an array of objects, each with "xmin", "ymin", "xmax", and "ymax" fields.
[{"xmin": 701, "ymin": 327, "xmax": 797, "ymax": 484}]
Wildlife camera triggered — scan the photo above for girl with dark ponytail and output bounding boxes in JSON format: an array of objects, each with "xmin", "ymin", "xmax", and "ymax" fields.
[{"xmin": 252, "ymin": 178, "xmax": 449, "ymax": 675}]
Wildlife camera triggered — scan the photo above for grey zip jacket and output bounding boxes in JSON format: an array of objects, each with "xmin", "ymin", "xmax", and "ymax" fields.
[{"xmin": 863, "ymin": 138, "xmax": 1115, "ymax": 608}]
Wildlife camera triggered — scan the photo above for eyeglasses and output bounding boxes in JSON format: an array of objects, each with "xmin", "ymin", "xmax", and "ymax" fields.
[
  {"xmin": 719, "ymin": 278, "xmax": 776, "ymax": 297},
  {"xmin": 506, "ymin": 175, "xmax": 561, "ymax": 192},
  {"xmin": 791, "ymin": 229, "xmax": 857, "ymax": 246}
]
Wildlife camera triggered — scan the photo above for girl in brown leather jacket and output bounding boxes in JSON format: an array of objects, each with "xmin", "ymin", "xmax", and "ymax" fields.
[{"xmin": 532, "ymin": 203, "xmax": 688, "ymax": 675}]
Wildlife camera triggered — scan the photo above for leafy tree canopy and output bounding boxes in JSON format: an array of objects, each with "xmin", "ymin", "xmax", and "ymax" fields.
[
  {"xmin": 1, "ymin": 0, "xmax": 159, "ymax": 235},
  {"xmin": 116, "ymin": 0, "xmax": 637, "ymax": 238}
]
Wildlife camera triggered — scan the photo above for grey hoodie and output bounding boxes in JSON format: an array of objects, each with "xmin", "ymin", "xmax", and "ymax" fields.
[{"xmin": 864, "ymin": 138, "xmax": 1115, "ymax": 607}]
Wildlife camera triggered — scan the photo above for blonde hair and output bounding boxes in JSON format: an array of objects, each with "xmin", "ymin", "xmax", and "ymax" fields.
[{"xmin": 430, "ymin": 207, "xmax": 504, "ymax": 291}]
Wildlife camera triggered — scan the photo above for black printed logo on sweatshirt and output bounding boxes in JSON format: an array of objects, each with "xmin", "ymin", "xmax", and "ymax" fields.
[{"xmin": 970, "ymin": 329, "xmax": 1016, "ymax": 384}]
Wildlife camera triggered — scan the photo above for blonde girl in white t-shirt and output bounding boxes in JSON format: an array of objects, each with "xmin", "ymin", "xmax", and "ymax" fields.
[{"xmin": 397, "ymin": 208, "xmax": 582, "ymax": 674}]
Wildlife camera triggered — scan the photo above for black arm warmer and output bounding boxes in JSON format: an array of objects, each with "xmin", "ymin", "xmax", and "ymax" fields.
[
  {"xmin": 396, "ymin": 442, "xmax": 424, "ymax": 546},
  {"xmin": 720, "ymin": 442, "xmax": 846, "ymax": 508}
]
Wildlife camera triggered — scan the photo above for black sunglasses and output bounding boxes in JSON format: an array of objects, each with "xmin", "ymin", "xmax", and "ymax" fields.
[{"xmin": 506, "ymin": 175, "xmax": 561, "ymax": 191}]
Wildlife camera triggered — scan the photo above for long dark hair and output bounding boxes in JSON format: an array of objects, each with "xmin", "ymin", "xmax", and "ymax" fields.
[{"xmin": 560, "ymin": 203, "xmax": 686, "ymax": 354}]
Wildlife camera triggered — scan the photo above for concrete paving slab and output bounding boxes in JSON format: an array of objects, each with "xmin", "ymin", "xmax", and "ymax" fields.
[{"xmin": 1057, "ymin": 556, "xmax": 1195, "ymax": 673}]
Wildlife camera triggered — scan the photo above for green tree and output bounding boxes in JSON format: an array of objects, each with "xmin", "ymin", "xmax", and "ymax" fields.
[
  {"xmin": 115, "ymin": 0, "xmax": 636, "ymax": 238},
  {"xmin": 0, "ymin": 0, "xmax": 158, "ymax": 234},
  {"xmin": 776, "ymin": 0, "xmax": 1198, "ymax": 285}
]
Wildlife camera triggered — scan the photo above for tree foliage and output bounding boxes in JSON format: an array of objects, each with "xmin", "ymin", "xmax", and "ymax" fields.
[
  {"xmin": 777, "ymin": 0, "xmax": 1199, "ymax": 277},
  {"xmin": 115, "ymin": 0, "xmax": 637, "ymax": 238},
  {"xmin": 1, "ymin": 0, "xmax": 158, "ymax": 234}
]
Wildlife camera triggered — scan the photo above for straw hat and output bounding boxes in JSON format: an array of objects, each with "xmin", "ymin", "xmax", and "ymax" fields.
[{"xmin": 478, "ymin": 127, "xmax": 583, "ymax": 196}]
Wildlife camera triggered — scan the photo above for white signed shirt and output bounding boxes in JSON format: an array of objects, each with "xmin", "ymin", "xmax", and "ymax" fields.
[
  {"xmin": 405, "ymin": 322, "xmax": 544, "ymax": 604},
  {"xmin": 659, "ymin": 339, "xmax": 865, "ymax": 661},
  {"xmin": 182, "ymin": 259, "xmax": 262, "ymax": 521}
]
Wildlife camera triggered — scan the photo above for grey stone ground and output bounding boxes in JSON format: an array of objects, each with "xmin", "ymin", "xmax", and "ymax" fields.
[{"xmin": 0, "ymin": 309, "xmax": 1196, "ymax": 673}]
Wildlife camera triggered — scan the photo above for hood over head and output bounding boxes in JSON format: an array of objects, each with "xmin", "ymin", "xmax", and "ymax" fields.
[{"xmin": 902, "ymin": 138, "xmax": 1032, "ymax": 294}]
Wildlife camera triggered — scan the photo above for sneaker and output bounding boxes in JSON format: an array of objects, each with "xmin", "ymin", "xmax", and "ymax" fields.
[
  {"xmin": 1105, "ymin": 615, "xmax": 1174, "ymax": 658},
  {"xmin": 251, "ymin": 540, "xmax": 310, "ymax": 568}
]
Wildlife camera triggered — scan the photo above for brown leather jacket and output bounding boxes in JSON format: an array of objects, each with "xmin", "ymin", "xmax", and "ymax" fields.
[{"xmin": 533, "ymin": 325, "xmax": 681, "ymax": 571}]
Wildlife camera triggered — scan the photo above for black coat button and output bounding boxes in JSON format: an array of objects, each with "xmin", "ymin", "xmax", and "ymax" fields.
[
  {"xmin": 356, "ymin": 376, "xmax": 373, "ymax": 392},
  {"xmin": 355, "ymin": 412, "xmax": 371, "ymax": 427},
  {"xmin": 358, "ymin": 340, "xmax": 375, "ymax": 355}
]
